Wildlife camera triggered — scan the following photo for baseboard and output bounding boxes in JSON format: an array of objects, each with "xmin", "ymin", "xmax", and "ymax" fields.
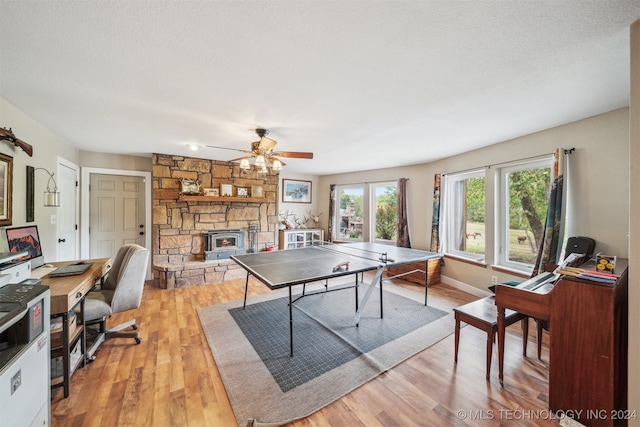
[{"xmin": 439, "ymin": 275, "xmax": 492, "ymax": 298}]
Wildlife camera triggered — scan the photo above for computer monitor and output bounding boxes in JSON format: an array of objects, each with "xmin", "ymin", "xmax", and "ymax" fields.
[{"xmin": 5, "ymin": 225, "xmax": 45, "ymax": 269}]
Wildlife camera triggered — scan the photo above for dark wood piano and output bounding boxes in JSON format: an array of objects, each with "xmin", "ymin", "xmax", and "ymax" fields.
[{"xmin": 495, "ymin": 259, "xmax": 628, "ymax": 427}]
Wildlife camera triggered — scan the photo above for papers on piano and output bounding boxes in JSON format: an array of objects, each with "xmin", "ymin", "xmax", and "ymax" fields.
[
  {"xmin": 514, "ymin": 271, "xmax": 557, "ymax": 291},
  {"xmin": 554, "ymin": 252, "xmax": 620, "ymax": 284},
  {"xmin": 554, "ymin": 266, "xmax": 620, "ymax": 284}
]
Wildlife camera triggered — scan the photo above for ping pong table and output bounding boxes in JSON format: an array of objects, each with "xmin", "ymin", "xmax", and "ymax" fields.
[{"xmin": 231, "ymin": 242, "xmax": 441, "ymax": 356}]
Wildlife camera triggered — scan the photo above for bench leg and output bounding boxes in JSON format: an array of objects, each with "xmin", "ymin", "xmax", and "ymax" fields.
[
  {"xmin": 522, "ymin": 318, "xmax": 529, "ymax": 357},
  {"xmin": 487, "ymin": 330, "xmax": 494, "ymax": 380},
  {"xmin": 454, "ymin": 317, "xmax": 460, "ymax": 364}
]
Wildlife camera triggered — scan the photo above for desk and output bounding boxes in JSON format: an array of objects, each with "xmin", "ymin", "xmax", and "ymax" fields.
[{"xmin": 38, "ymin": 258, "xmax": 112, "ymax": 397}]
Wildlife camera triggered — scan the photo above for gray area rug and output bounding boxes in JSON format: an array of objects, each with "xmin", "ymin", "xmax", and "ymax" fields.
[{"xmin": 197, "ymin": 280, "xmax": 456, "ymax": 427}]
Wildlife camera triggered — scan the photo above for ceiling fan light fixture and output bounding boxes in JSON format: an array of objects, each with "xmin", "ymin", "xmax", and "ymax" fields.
[
  {"xmin": 255, "ymin": 154, "xmax": 266, "ymax": 168},
  {"xmin": 272, "ymin": 159, "xmax": 283, "ymax": 171},
  {"xmin": 239, "ymin": 158, "xmax": 251, "ymax": 170}
]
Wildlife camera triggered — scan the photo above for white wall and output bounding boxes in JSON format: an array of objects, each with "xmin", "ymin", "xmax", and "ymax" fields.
[
  {"xmin": 0, "ymin": 97, "xmax": 79, "ymax": 260},
  {"xmin": 319, "ymin": 108, "xmax": 630, "ymax": 289},
  {"xmin": 628, "ymin": 20, "xmax": 639, "ymax": 427}
]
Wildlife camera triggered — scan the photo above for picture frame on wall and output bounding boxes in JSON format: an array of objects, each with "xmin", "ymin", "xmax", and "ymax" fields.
[
  {"xmin": 204, "ymin": 188, "xmax": 219, "ymax": 196},
  {"xmin": 0, "ymin": 153, "xmax": 13, "ymax": 226},
  {"xmin": 282, "ymin": 179, "xmax": 311, "ymax": 203}
]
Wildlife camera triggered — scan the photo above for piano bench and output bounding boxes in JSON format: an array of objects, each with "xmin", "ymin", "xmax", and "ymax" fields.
[{"xmin": 454, "ymin": 296, "xmax": 535, "ymax": 380}]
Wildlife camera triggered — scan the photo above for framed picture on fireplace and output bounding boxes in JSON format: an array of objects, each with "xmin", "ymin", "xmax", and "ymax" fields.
[
  {"xmin": 220, "ymin": 183, "xmax": 233, "ymax": 197},
  {"xmin": 204, "ymin": 188, "xmax": 219, "ymax": 197}
]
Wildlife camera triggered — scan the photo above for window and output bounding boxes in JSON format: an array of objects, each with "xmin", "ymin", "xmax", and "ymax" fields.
[
  {"xmin": 442, "ymin": 170, "xmax": 486, "ymax": 261},
  {"xmin": 335, "ymin": 185, "xmax": 365, "ymax": 241},
  {"xmin": 441, "ymin": 155, "xmax": 554, "ymax": 273},
  {"xmin": 496, "ymin": 158, "xmax": 553, "ymax": 272},
  {"xmin": 334, "ymin": 181, "xmax": 398, "ymax": 243},
  {"xmin": 371, "ymin": 182, "xmax": 397, "ymax": 243}
]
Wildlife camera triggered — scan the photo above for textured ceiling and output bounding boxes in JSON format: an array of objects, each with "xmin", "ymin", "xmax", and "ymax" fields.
[{"xmin": 1, "ymin": 1, "xmax": 639, "ymax": 175}]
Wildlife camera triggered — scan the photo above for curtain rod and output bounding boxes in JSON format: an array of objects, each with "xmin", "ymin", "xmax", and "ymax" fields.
[
  {"xmin": 442, "ymin": 148, "xmax": 574, "ymax": 176},
  {"xmin": 331, "ymin": 178, "xmax": 408, "ymax": 186}
]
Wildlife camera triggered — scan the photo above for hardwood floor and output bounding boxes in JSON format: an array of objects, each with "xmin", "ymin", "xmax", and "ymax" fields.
[{"xmin": 51, "ymin": 278, "xmax": 560, "ymax": 427}]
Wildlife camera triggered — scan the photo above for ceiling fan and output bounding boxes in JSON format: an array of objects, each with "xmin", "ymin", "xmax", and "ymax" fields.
[{"xmin": 206, "ymin": 129, "xmax": 313, "ymax": 171}]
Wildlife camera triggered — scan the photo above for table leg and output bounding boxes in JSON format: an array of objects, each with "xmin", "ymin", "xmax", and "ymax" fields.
[
  {"xmin": 424, "ymin": 259, "xmax": 429, "ymax": 306},
  {"xmin": 379, "ymin": 271, "xmax": 383, "ymax": 319},
  {"xmin": 289, "ymin": 286, "xmax": 294, "ymax": 357},
  {"xmin": 352, "ymin": 266, "xmax": 384, "ymax": 326},
  {"xmin": 242, "ymin": 273, "xmax": 250, "ymax": 309}
]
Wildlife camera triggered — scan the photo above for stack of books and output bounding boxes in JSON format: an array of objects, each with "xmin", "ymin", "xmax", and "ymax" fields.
[{"xmin": 554, "ymin": 266, "xmax": 620, "ymax": 284}]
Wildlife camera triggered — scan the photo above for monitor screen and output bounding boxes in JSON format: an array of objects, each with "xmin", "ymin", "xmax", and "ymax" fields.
[{"xmin": 5, "ymin": 225, "xmax": 45, "ymax": 269}]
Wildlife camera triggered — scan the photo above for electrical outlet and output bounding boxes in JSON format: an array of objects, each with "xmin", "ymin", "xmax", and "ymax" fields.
[{"xmin": 491, "ymin": 275, "xmax": 498, "ymax": 285}]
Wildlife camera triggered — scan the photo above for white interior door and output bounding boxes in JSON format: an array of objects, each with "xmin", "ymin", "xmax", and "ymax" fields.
[
  {"xmin": 56, "ymin": 160, "xmax": 79, "ymax": 261},
  {"xmin": 89, "ymin": 174, "xmax": 146, "ymax": 259}
]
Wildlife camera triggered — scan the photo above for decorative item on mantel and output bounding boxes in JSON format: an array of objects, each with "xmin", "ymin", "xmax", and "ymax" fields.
[{"xmin": 179, "ymin": 178, "xmax": 201, "ymax": 195}]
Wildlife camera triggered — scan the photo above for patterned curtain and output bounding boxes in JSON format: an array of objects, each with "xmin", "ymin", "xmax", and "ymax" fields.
[
  {"xmin": 532, "ymin": 148, "xmax": 569, "ymax": 274},
  {"xmin": 396, "ymin": 178, "xmax": 411, "ymax": 248},
  {"xmin": 327, "ymin": 184, "xmax": 336, "ymax": 242},
  {"xmin": 430, "ymin": 174, "xmax": 442, "ymax": 252}
]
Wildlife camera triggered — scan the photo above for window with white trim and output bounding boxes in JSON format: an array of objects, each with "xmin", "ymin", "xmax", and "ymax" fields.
[
  {"xmin": 442, "ymin": 170, "xmax": 486, "ymax": 261},
  {"xmin": 334, "ymin": 181, "xmax": 397, "ymax": 243},
  {"xmin": 496, "ymin": 157, "xmax": 553, "ymax": 272}
]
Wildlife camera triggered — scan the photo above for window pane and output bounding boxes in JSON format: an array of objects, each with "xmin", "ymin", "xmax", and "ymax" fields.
[
  {"xmin": 374, "ymin": 185, "xmax": 397, "ymax": 242},
  {"xmin": 336, "ymin": 186, "xmax": 364, "ymax": 241},
  {"xmin": 464, "ymin": 176, "xmax": 485, "ymax": 256},
  {"xmin": 506, "ymin": 167, "xmax": 551, "ymax": 265},
  {"xmin": 444, "ymin": 173, "xmax": 485, "ymax": 258}
]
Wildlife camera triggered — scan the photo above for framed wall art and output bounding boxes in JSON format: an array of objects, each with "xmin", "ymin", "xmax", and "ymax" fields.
[
  {"xmin": 237, "ymin": 187, "xmax": 249, "ymax": 197},
  {"xmin": 204, "ymin": 188, "xmax": 219, "ymax": 196},
  {"xmin": 282, "ymin": 179, "xmax": 311, "ymax": 203},
  {"xmin": 0, "ymin": 153, "xmax": 13, "ymax": 226}
]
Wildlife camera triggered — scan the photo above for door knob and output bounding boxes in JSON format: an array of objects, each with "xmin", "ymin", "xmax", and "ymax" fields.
[
  {"xmin": 139, "ymin": 232, "xmax": 144, "ymax": 235},
  {"xmin": 58, "ymin": 238, "xmax": 66, "ymax": 243}
]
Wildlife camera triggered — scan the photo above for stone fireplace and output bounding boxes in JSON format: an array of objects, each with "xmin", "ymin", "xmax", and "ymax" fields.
[{"xmin": 151, "ymin": 153, "xmax": 279, "ymax": 288}]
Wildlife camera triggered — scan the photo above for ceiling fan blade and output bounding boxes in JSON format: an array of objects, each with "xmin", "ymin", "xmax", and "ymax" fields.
[
  {"xmin": 228, "ymin": 156, "xmax": 251, "ymax": 162},
  {"xmin": 206, "ymin": 145, "xmax": 251, "ymax": 154},
  {"xmin": 258, "ymin": 136, "xmax": 278, "ymax": 151},
  {"xmin": 271, "ymin": 151, "xmax": 314, "ymax": 159}
]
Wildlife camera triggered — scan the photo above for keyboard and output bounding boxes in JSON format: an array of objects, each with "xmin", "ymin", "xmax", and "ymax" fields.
[{"xmin": 518, "ymin": 271, "xmax": 555, "ymax": 291}]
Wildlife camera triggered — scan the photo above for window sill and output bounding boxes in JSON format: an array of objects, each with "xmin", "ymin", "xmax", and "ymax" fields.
[
  {"xmin": 443, "ymin": 254, "xmax": 487, "ymax": 267},
  {"xmin": 490, "ymin": 265, "xmax": 531, "ymax": 279}
]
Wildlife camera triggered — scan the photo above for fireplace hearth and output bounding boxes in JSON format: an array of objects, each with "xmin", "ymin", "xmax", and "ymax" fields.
[{"xmin": 204, "ymin": 229, "xmax": 246, "ymax": 260}]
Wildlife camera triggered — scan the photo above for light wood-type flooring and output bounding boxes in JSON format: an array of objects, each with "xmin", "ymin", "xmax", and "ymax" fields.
[{"xmin": 51, "ymin": 277, "xmax": 560, "ymax": 427}]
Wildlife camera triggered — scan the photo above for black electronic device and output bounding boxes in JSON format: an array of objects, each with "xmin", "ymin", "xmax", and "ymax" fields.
[
  {"xmin": 565, "ymin": 236, "xmax": 596, "ymax": 258},
  {"xmin": 5, "ymin": 225, "xmax": 45, "ymax": 270},
  {"xmin": 48, "ymin": 262, "xmax": 93, "ymax": 278}
]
